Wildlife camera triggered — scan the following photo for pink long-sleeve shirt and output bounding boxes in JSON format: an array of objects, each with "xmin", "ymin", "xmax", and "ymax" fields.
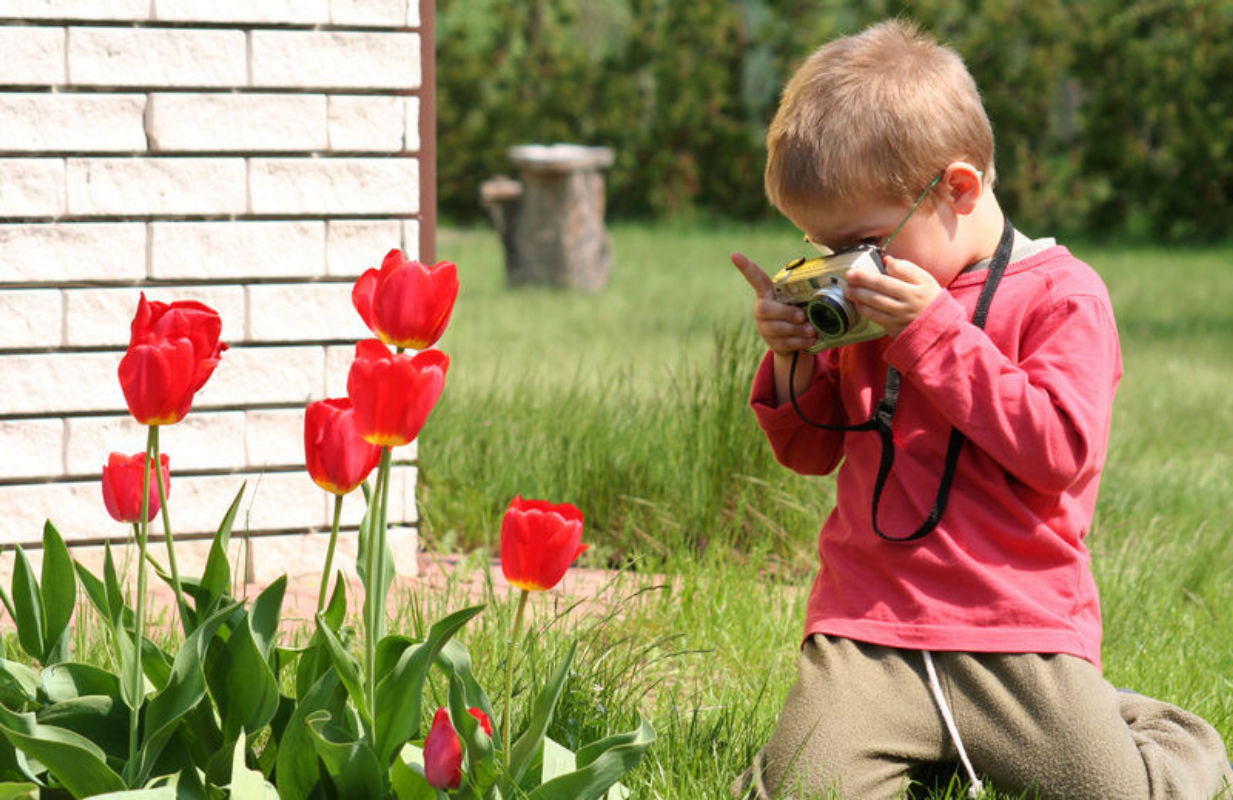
[{"xmin": 752, "ymin": 244, "xmax": 1122, "ymax": 668}]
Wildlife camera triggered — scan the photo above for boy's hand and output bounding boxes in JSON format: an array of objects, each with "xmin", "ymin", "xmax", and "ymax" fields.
[
  {"xmin": 843, "ymin": 254, "xmax": 941, "ymax": 338},
  {"xmin": 732, "ymin": 252, "xmax": 818, "ymax": 355}
]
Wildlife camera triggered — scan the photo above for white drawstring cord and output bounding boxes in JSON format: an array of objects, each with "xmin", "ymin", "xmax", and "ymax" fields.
[{"xmin": 922, "ymin": 651, "xmax": 985, "ymax": 798}]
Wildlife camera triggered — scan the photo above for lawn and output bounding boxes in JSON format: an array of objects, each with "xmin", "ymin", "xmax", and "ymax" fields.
[{"xmin": 412, "ymin": 220, "xmax": 1233, "ymax": 798}]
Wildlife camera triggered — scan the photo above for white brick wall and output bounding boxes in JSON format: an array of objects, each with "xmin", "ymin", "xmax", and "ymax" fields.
[{"xmin": 0, "ymin": 4, "xmax": 432, "ymax": 582}]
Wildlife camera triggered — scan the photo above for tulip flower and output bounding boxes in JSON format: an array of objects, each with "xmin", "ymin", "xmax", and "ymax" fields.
[
  {"xmin": 423, "ymin": 706, "xmax": 493, "ymax": 790},
  {"xmin": 304, "ymin": 398, "xmax": 382, "ymax": 496},
  {"xmin": 101, "ymin": 452, "xmax": 171, "ymax": 524},
  {"xmin": 352, "ymin": 249, "xmax": 459, "ymax": 350},
  {"xmin": 346, "ymin": 339, "xmax": 449, "ymax": 447},
  {"xmin": 500, "ymin": 496, "xmax": 588, "ymax": 592},
  {"xmin": 498, "ymin": 496, "xmax": 586, "ymax": 764},
  {"xmin": 118, "ymin": 293, "xmax": 227, "ymax": 426}
]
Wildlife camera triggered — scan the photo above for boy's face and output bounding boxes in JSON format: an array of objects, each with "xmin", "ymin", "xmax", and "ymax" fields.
[{"xmin": 792, "ymin": 190, "xmax": 971, "ymax": 288}]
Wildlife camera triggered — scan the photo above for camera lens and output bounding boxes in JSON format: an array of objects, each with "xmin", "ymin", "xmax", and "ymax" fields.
[{"xmin": 807, "ymin": 288, "xmax": 855, "ymax": 337}]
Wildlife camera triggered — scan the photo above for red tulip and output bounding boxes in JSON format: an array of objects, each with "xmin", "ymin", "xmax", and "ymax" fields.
[
  {"xmin": 423, "ymin": 706, "xmax": 493, "ymax": 790},
  {"xmin": 117, "ymin": 293, "xmax": 227, "ymax": 425},
  {"xmin": 352, "ymin": 249, "xmax": 459, "ymax": 350},
  {"xmin": 500, "ymin": 497, "xmax": 588, "ymax": 592},
  {"xmin": 346, "ymin": 339, "xmax": 448, "ymax": 447},
  {"xmin": 304, "ymin": 398, "xmax": 382, "ymax": 495},
  {"xmin": 102, "ymin": 452, "xmax": 171, "ymax": 524}
]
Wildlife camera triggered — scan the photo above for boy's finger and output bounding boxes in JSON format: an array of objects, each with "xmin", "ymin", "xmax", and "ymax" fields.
[{"xmin": 732, "ymin": 252, "xmax": 774, "ymax": 296}]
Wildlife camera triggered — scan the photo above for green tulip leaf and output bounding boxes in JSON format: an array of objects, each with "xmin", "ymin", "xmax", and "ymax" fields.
[
  {"xmin": 226, "ymin": 731, "xmax": 278, "ymax": 799},
  {"xmin": 447, "ymin": 668, "xmax": 497, "ymax": 795},
  {"xmin": 86, "ymin": 788, "xmax": 178, "ymax": 799},
  {"xmin": 115, "ymin": 617, "xmax": 142, "ymax": 711},
  {"xmin": 138, "ymin": 603, "xmax": 237, "ymax": 784},
  {"xmin": 435, "ymin": 639, "xmax": 497, "ymax": 727},
  {"xmin": 313, "ymin": 614, "xmax": 369, "ymax": 725},
  {"xmin": 41, "ymin": 662, "xmax": 122, "ymax": 703},
  {"xmin": 0, "ymin": 782, "xmax": 38, "ymax": 799},
  {"xmin": 375, "ymin": 635, "xmax": 416, "ymax": 685},
  {"xmin": 38, "ymin": 522, "xmax": 76, "ymax": 665},
  {"xmin": 36, "ymin": 694, "xmax": 128, "ymax": 762},
  {"xmin": 305, "ymin": 710, "xmax": 384, "ymax": 800},
  {"xmin": 72, "ymin": 560, "xmax": 112, "ymax": 628},
  {"xmin": 103, "ymin": 542, "xmax": 127, "ymax": 625},
  {"xmin": 248, "ymin": 575, "xmax": 286, "ymax": 660},
  {"xmin": 374, "ymin": 604, "xmax": 485, "ymax": 767},
  {"xmin": 0, "ymin": 703, "xmax": 126, "ymax": 797},
  {"xmin": 273, "ymin": 667, "xmax": 345, "ymax": 800},
  {"xmin": 207, "ymin": 604, "xmax": 280, "ymax": 741},
  {"xmin": 525, "ymin": 718, "xmax": 654, "ymax": 800},
  {"xmin": 390, "ymin": 745, "xmax": 440, "ymax": 800},
  {"xmin": 0, "ymin": 660, "xmax": 38, "ymax": 710},
  {"xmin": 9, "ymin": 547, "xmax": 44, "ymax": 664},
  {"xmin": 507, "ymin": 643, "xmax": 576, "ymax": 787},
  {"xmin": 194, "ymin": 484, "xmax": 246, "ymax": 621}
]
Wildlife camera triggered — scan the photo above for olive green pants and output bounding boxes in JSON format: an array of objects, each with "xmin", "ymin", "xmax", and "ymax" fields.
[{"xmin": 733, "ymin": 635, "xmax": 1233, "ymax": 800}]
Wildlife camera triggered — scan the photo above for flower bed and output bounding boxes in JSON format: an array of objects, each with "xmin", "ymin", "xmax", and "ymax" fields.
[{"xmin": 0, "ymin": 250, "xmax": 652, "ymax": 798}]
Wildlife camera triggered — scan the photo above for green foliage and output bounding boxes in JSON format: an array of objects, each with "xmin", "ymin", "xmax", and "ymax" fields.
[{"xmin": 437, "ymin": 0, "xmax": 1233, "ymax": 241}]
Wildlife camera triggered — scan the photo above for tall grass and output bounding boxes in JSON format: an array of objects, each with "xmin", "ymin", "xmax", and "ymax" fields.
[{"xmin": 417, "ymin": 222, "xmax": 1233, "ymax": 797}]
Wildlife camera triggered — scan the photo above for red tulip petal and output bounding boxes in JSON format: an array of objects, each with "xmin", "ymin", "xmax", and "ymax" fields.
[{"xmin": 352, "ymin": 268, "xmax": 381, "ymax": 336}]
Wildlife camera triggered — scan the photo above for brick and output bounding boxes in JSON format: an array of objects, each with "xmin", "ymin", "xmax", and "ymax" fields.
[
  {"xmin": 65, "ymin": 411, "xmax": 247, "ymax": 475},
  {"xmin": 67, "ymin": 158, "xmax": 247, "ymax": 216},
  {"xmin": 153, "ymin": 0, "xmax": 329, "ymax": 25},
  {"xmin": 67, "ymin": 27, "xmax": 247, "ymax": 88},
  {"xmin": 0, "ymin": 288, "xmax": 63, "ymax": 349},
  {"xmin": 326, "ymin": 220, "xmax": 403, "ymax": 277},
  {"xmin": 0, "ymin": 479, "xmax": 121, "ymax": 546},
  {"xmin": 0, "ymin": 0, "xmax": 151, "ymax": 19},
  {"xmin": 0, "ymin": 351, "xmax": 125, "ymax": 415},
  {"xmin": 149, "ymin": 221, "xmax": 326, "ymax": 281},
  {"xmin": 246, "ymin": 525, "xmax": 418, "ymax": 586},
  {"xmin": 402, "ymin": 220, "xmax": 420, "ymax": 261},
  {"xmin": 250, "ymin": 31, "xmax": 420, "ymax": 90},
  {"xmin": 406, "ymin": 0, "xmax": 419, "ymax": 27},
  {"xmin": 337, "ymin": 463, "xmax": 417, "ymax": 526},
  {"xmin": 63, "ymin": 286, "xmax": 245, "ymax": 348},
  {"xmin": 0, "ymin": 94, "xmax": 146, "ymax": 153},
  {"xmin": 147, "ymin": 94, "xmax": 328, "ymax": 153},
  {"xmin": 0, "ymin": 419, "xmax": 64, "ymax": 480},
  {"xmin": 330, "ymin": 0, "xmax": 408, "ymax": 27},
  {"xmin": 325, "ymin": 344, "xmax": 355, "ymax": 398},
  {"xmin": 0, "ymin": 26, "xmax": 65, "ymax": 86},
  {"xmin": 249, "ymin": 157, "xmax": 419, "ymax": 215},
  {"xmin": 404, "ymin": 96, "xmax": 420, "ymax": 152},
  {"xmin": 244, "ymin": 408, "xmax": 306, "ymax": 469},
  {"xmin": 0, "ymin": 159, "xmax": 66, "ymax": 218},
  {"xmin": 210, "ymin": 470, "xmax": 327, "ymax": 531},
  {"xmin": 247, "ymin": 282, "xmax": 371, "ymax": 343},
  {"xmin": 327, "ymin": 95, "xmax": 405, "ymax": 152},
  {"xmin": 193, "ymin": 345, "xmax": 326, "ymax": 408},
  {"xmin": 0, "ymin": 223, "xmax": 146, "ymax": 284},
  {"xmin": 0, "ymin": 471, "xmax": 331, "ymax": 541}
]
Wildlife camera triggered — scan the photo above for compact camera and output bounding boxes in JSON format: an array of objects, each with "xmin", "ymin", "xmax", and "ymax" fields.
[{"xmin": 770, "ymin": 244, "xmax": 888, "ymax": 352}]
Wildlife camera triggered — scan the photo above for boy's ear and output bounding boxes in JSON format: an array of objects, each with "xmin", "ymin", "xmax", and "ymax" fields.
[{"xmin": 941, "ymin": 162, "xmax": 983, "ymax": 215}]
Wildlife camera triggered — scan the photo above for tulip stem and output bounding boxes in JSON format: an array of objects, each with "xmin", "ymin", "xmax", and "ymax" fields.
[
  {"xmin": 317, "ymin": 494, "xmax": 345, "ymax": 613},
  {"xmin": 364, "ymin": 447, "xmax": 393, "ymax": 724},
  {"xmin": 128, "ymin": 427, "xmax": 155, "ymax": 782},
  {"xmin": 502, "ymin": 588, "xmax": 529, "ymax": 768},
  {"xmin": 150, "ymin": 426, "xmax": 188, "ymax": 634}
]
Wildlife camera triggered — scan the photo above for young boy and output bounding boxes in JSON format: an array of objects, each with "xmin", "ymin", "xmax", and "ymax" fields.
[{"xmin": 731, "ymin": 19, "xmax": 1233, "ymax": 800}]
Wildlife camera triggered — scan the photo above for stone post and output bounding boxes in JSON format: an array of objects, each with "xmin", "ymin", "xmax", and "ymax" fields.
[{"xmin": 480, "ymin": 143, "xmax": 614, "ymax": 291}]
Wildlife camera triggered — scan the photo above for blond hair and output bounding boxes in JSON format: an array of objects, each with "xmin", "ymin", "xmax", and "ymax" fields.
[{"xmin": 765, "ymin": 19, "xmax": 994, "ymax": 216}]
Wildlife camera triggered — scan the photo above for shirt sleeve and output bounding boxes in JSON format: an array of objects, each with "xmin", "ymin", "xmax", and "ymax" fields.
[
  {"xmin": 749, "ymin": 348, "xmax": 848, "ymax": 476},
  {"xmin": 885, "ymin": 284, "xmax": 1122, "ymax": 494}
]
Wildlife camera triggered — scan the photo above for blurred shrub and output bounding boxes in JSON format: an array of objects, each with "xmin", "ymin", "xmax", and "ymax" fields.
[{"xmin": 437, "ymin": 0, "xmax": 1233, "ymax": 242}]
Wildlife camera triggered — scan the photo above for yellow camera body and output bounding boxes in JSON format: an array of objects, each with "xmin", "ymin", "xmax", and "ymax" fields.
[{"xmin": 770, "ymin": 245, "xmax": 888, "ymax": 352}]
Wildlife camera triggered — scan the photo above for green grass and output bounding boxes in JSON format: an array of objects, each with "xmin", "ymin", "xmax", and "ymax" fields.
[{"xmin": 414, "ymin": 221, "xmax": 1233, "ymax": 798}]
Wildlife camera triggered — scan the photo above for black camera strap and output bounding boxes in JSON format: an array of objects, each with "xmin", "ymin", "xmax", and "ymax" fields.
[{"xmin": 787, "ymin": 215, "xmax": 1015, "ymax": 542}]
